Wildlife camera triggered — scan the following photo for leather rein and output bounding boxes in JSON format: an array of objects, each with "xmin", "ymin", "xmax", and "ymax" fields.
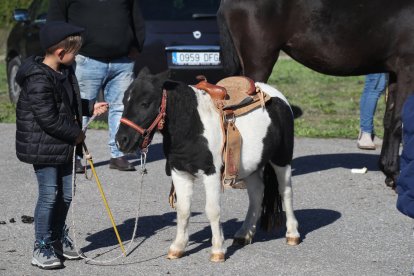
[{"xmin": 120, "ymin": 89, "xmax": 167, "ymax": 149}]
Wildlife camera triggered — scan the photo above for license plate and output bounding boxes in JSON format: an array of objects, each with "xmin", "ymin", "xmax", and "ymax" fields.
[{"xmin": 172, "ymin": 52, "xmax": 220, "ymax": 66}]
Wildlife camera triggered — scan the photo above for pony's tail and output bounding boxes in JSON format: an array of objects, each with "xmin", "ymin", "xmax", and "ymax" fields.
[
  {"xmin": 217, "ymin": 7, "xmax": 242, "ymax": 76},
  {"xmin": 260, "ymin": 163, "xmax": 285, "ymax": 231}
]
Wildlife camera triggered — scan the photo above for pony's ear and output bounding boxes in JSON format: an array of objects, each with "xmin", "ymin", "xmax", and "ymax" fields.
[
  {"xmin": 156, "ymin": 70, "xmax": 171, "ymax": 81},
  {"xmin": 163, "ymin": 80, "xmax": 180, "ymax": 90},
  {"xmin": 138, "ymin": 67, "xmax": 151, "ymax": 78}
]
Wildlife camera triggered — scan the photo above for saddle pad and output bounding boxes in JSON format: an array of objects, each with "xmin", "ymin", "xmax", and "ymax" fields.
[{"xmin": 216, "ymin": 76, "xmax": 256, "ymax": 107}]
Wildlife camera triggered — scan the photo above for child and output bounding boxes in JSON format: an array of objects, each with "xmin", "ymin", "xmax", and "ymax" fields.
[{"xmin": 15, "ymin": 21, "xmax": 108, "ymax": 269}]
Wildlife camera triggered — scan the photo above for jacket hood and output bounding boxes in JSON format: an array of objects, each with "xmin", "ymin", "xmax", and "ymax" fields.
[{"xmin": 16, "ymin": 56, "xmax": 50, "ymax": 87}]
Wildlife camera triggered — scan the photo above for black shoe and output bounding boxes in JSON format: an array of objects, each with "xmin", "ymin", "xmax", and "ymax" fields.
[
  {"xmin": 75, "ymin": 159, "xmax": 85, "ymax": 174},
  {"xmin": 109, "ymin": 156, "xmax": 136, "ymax": 171}
]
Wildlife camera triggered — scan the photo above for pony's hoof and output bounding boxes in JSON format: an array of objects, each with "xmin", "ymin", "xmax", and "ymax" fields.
[
  {"xmin": 167, "ymin": 249, "xmax": 184, "ymax": 259},
  {"xmin": 286, "ymin": 236, "xmax": 301, "ymax": 245},
  {"xmin": 232, "ymin": 237, "xmax": 251, "ymax": 246},
  {"xmin": 210, "ymin": 252, "xmax": 225, "ymax": 262}
]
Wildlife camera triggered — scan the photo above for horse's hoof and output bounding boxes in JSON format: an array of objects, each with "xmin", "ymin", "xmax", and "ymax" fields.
[
  {"xmin": 232, "ymin": 237, "xmax": 250, "ymax": 246},
  {"xmin": 167, "ymin": 249, "xmax": 184, "ymax": 259},
  {"xmin": 286, "ymin": 236, "xmax": 301, "ymax": 245},
  {"xmin": 210, "ymin": 252, "xmax": 225, "ymax": 262},
  {"xmin": 385, "ymin": 177, "xmax": 395, "ymax": 188}
]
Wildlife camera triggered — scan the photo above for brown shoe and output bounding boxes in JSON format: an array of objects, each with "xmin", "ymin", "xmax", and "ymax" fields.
[{"xmin": 109, "ymin": 156, "xmax": 136, "ymax": 171}]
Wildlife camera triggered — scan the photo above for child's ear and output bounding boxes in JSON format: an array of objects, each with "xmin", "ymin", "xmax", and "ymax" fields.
[{"xmin": 57, "ymin": 49, "xmax": 66, "ymax": 60}]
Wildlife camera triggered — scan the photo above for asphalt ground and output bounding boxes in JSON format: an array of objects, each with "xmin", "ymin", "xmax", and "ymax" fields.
[{"xmin": 0, "ymin": 123, "xmax": 412, "ymax": 275}]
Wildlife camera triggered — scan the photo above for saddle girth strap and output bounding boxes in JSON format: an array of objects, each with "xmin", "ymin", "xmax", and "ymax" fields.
[{"xmin": 222, "ymin": 110, "xmax": 241, "ymax": 187}]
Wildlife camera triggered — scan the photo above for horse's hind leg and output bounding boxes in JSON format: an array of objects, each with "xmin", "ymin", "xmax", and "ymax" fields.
[
  {"xmin": 167, "ymin": 170, "xmax": 194, "ymax": 259},
  {"xmin": 233, "ymin": 171, "xmax": 264, "ymax": 245},
  {"xmin": 271, "ymin": 163, "xmax": 300, "ymax": 245},
  {"xmin": 203, "ymin": 173, "xmax": 225, "ymax": 262}
]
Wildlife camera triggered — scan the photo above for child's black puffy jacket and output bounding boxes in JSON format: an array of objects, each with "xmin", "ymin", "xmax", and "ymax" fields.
[{"xmin": 15, "ymin": 56, "xmax": 93, "ymax": 164}]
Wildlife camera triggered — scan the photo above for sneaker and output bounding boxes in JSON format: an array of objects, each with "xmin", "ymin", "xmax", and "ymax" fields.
[
  {"xmin": 372, "ymin": 134, "xmax": 383, "ymax": 147},
  {"xmin": 357, "ymin": 131, "xmax": 376, "ymax": 150},
  {"xmin": 53, "ymin": 226, "xmax": 83, "ymax": 260},
  {"xmin": 75, "ymin": 159, "xmax": 85, "ymax": 174},
  {"xmin": 109, "ymin": 156, "xmax": 136, "ymax": 171},
  {"xmin": 31, "ymin": 239, "xmax": 63, "ymax": 269}
]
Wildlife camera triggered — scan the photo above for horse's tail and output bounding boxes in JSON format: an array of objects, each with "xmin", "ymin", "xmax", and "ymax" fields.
[
  {"xmin": 260, "ymin": 163, "xmax": 285, "ymax": 231},
  {"xmin": 217, "ymin": 6, "xmax": 242, "ymax": 76}
]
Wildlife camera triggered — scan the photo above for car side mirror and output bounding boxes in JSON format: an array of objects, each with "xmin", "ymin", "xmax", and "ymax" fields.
[{"xmin": 13, "ymin": 9, "xmax": 30, "ymax": 22}]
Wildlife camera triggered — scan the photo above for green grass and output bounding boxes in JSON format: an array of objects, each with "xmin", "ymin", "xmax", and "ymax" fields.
[
  {"xmin": 268, "ymin": 59, "xmax": 385, "ymax": 138},
  {"xmin": 0, "ymin": 58, "xmax": 386, "ymax": 138},
  {"xmin": 0, "ymin": 61, "xmax": 15, "ymax": 123}
]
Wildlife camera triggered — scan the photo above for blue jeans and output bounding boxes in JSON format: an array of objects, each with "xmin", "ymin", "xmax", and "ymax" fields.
[
  {"xmin": 359, "ymin": 73, "xmax": 387, "ymax": 134},
  {"xmin": 33, "ymin": 164, "xmax": 72, "ymax": 241},
  {"xmin": 75, "ymin": 54, "xmax": 135, "ymax": 158}
]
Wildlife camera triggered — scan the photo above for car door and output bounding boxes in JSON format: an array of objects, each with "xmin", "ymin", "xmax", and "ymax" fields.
[{"xmin": 24, "ymin": 0, "xmax": 48, "ymax": 57}]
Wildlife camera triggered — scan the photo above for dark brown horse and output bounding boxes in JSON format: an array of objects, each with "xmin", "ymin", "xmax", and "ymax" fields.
[{"xmin": 217, "ymin": 0, "xmax": 414, "ymax": 187}]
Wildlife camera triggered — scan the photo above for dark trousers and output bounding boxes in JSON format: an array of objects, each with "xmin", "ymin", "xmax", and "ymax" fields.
[{"xmin": 33, "ymin": 163, "xmax": 73, "ymax": 241}]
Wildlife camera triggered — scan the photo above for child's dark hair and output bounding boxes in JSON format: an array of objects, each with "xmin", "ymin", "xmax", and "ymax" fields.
[{"xmin": 46, "ymin": 34, "xmax": 82, "ymax": 54}]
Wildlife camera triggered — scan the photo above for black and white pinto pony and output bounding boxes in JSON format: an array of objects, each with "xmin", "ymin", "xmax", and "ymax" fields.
[{"xmin": 115, "ymin": 69, "xmax": 300, "ymax": 262}]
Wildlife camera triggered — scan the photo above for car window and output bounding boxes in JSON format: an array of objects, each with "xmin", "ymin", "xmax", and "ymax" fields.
[
  {"xmin": 139, "ymin": 0, "xmax": 220, "ymax": 20},
  {"xmin": 28, "ymin": 0, "xmax": 49, "ymax": 23}
]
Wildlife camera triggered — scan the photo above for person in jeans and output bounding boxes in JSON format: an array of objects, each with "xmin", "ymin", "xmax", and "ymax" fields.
[
  {"xmin": 15, "ymin": 21, "xmax": 108, "ymax": 269},
  {"xmin": 357, "ymin": 73, "xmax": 387, "ymax": 149},
  {"xmin": 47, "ymin": 0, "xmax": 146, "ymax": 172}
]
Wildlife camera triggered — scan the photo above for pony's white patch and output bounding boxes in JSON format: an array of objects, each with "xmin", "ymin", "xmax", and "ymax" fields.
[
  {"xmin": 235, "ymin": 108, "xmax": 270, "ymax": 178},
  {"xmin": 190, "ymin": 86, "xmax": 223, "ymax": 170},
  {"xmin": 255, "ymin": 82, "xmax": 292, "ymax": 113},
  {"xmin": 190, "ymin": 86, "xmax": 272, "ymax": 179}
]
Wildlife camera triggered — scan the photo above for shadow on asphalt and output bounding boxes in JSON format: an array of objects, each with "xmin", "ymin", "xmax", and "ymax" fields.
[
  {"xmin": 81, "ymin": 212, "xmax": 202, "ymax": 254},
  {"xmin": 292, "ymin": 153, "xmax": 381, "ymax": 176},
  {"xmin": 85, "ymin": 143, "xmax": 165, "ymax": 168},
  {"xmin": 225, "ymin": 208, "xmax": 341, "ymax": 259},
  {"xmin": 81, "ymin": 208, "xmax": 340, "ymax": 262}
]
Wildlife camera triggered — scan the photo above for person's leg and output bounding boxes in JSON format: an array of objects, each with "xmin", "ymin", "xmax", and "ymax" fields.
[
  {"xmin": 34, "ymin": 165, "xmax": 60, "ymax": 241},
  {"xmin": 358, "ymin": 73, "xmax": 386, "ymax": 149},
  {"xmin": 32, "ymin": 165, "xmax": 63, "ymax": 269},
  {"xmin": 74, "ymin": 55, "xmax": 107, "ymax": 172},
  {"xmin": 104, "ymin": 56, "xmax": 136, "ymax": 170},
  {"xmin": 360, "ymin": 73, "xmax": 386, "ymax": 134},
  {"xmin": 49, "ymin": 163, "xmax": 82, "ymax": 260},
  {"xmin": 50, "ymin": 163, "xmax": 72, "ymax": 239}
]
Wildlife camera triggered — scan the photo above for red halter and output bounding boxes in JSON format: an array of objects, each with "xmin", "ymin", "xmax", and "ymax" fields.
[{"xmin": 120, "ymin": 89, "xmax": 167, "ymax": 149}]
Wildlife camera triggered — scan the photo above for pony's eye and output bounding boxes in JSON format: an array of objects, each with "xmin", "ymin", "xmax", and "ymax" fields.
[{"xmin": 141, "ymin": 102, "xmax": 150, "ymax": 108}]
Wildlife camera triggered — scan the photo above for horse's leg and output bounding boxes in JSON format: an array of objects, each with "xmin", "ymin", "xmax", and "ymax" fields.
[
  {"xmin": 240, "ymin": 42, "xmax": 280, "ymax": 82},
  {"xmin": 167, "ymin": 170, "xmax": 195, "ymax": 259},
  {"xmin": 233, "ymin": 171, "xmax": 264, "ymax": 245},
  {"xmin": 203, "ymin": 173, "xmax": 225, "ymax": 262},
  {"xmin": 380, "ymin": 63, "xmax": 414, "ymax": 187},
  {"xmin": 271, "ymin": 163, "xmax": 300, "ymax": 245},
  {"xmin": 229, "ymin": 14, "xmax": 281, "ymax": 82}
]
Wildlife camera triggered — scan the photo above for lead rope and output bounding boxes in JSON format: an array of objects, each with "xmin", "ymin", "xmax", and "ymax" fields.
[{"xmin": 70, "ymin": 115, "xmax": 148, "ymax": 264}]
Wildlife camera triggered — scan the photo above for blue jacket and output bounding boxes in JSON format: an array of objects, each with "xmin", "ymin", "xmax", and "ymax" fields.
[{"xmin": 396, "ymin": 94, "xmax": 414, "ymax": 218}]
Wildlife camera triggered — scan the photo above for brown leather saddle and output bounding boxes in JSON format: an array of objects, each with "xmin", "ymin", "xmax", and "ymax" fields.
[{"xmin": 194, "ymin": 76, "xmax": 271, "ymax": 188}]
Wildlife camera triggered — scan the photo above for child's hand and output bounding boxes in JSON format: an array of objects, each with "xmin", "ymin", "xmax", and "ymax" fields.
[{"xmin": 93, "ymin": 102, "xmax": 109, "ymax": 116}]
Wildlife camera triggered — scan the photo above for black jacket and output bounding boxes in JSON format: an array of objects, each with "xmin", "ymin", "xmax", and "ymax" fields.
[
  {"xmin": 15, "ymin": 56, "xmax": 93, "ymax": 165},
  {"xmin": 47, "ymin": 0, "xmax": 145, "ymax": 59}
]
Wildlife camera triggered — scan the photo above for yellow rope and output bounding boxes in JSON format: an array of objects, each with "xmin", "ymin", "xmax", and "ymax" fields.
[{"xmin": 86, "ymin": 156, "xmax": 126, "ymax": 256}]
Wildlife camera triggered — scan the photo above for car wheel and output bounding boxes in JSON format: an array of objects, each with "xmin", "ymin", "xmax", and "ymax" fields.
[{"xmin": 7, "ymin": 56, "xmax": 22, "ymax": 104}]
